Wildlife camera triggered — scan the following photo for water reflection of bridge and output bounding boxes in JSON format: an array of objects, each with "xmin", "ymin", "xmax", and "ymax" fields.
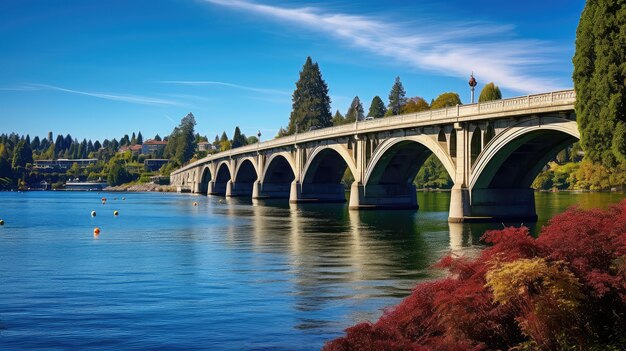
[{"xmin": 173, "ymin": 90, "xmax": 577, "ymax": 222}]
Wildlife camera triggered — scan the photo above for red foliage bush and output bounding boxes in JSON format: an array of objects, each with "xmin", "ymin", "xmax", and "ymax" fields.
[{"xmin": 324, "ymin": 200, "xmax": 626, "ymax": 351}]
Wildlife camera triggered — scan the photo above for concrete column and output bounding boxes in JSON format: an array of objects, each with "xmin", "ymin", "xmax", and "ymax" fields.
[
  {"xmin": 192, "ymin": 182, "xmax": 201, "ymax": 194},
  {"xmin": 348, "ymin": 181, "xmax": 364, "ymax": 209},
  {"xmin": 225, "ymin": 180, "xmax": 233, "ymax": 197},
  {"xmin": 252, "ymin": 181, "xmax": 261, "ymax": 199},
  {"xmin": 206, "ymin": 181, "xmax": 216, "ymax": 195},
  {"xmin": 449, "ymin": 122, "xmax": 471, "ymax": 222},
  {"xmin": 289, "ymin": 180, "xmax": 302, "ymax": 203},
  {"xmin": 288, "ymin": 146, "xmax": 304, "ymax": 203}
]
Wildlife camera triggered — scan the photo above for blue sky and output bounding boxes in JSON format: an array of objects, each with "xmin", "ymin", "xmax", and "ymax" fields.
[{"xmin": 0, "ymin": 0, "xmax": 585, "ymax": 143}]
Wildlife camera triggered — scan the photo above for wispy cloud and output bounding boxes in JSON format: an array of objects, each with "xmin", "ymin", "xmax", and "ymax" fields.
[
  {"xmin": 4, "ymin": 83, "xmax": 179, "ymax": 106},
  {"xmin": 160, "ymin": 80, "xmax": 290, "ymax": 96},
  {"xmin": 203, "ymin": 0, "xmax": 566, "ymax": 93}
]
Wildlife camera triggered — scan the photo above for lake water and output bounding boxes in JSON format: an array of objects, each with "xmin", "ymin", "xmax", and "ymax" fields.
[{"xmin": 0, "ymin": 191, "xmax": 624, "ymax": 350}]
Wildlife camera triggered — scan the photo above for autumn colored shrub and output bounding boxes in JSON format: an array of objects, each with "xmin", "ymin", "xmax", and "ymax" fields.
[{"xmin": 324, "ymin": 200, "xmax": 626, "ymax": 351}]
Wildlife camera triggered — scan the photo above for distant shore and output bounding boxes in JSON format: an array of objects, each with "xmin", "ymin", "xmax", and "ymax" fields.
[{"xmin": 104, "ymin": 183, "xmax": 176, "ymax": 192}]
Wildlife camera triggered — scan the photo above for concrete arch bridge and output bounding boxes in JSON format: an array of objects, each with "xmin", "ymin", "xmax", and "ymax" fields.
[{"xmin": 171, "ymin": 90, "xmax": 577, "ymax": 222}]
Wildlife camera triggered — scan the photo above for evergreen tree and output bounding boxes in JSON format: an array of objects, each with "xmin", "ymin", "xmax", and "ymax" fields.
[
  {"xmin": 94, "ymin": 140, "xmax": 102, "ymax": 151},
  {"xmin": 401, "ymin": 97, "xmax": 430, "ymax": 114},
  {"xmin": 287, "ymin": 57, "xmax": 332, "ymax": 134},
  {"xmin": 79, "ymin": 139, "xmax": 88, "ymax": 158},
  {"xmin": 40, "ymin": 138, "xmax": 50, "ymax": 151},
  {"xmin": 11, "ymin": 140, "xmax": 33, "ymax": 170},
  {"xmin": 231, "ymin": 126, "xmax": 248, "ymax": 148},
  {"xmin": 220, "ymin": 131, "xmax": 229, "ymax": 143},
  {"xmin": 478, "ymin": 82, "xmax": 502, "ymax": 102},
  {"xmin": 219, "ymin": 131, "xmax": 231, "ymax": 151},
  {"xmin": 137, "ymin": 131, "xmax": 143, "ymax": 144},
  {"xmin": 573, "ymin": 0, "xmax": 626, "ymax": 167},
  {"xmin": 165, "ymin": 113, "xmax": 197, "ymax": 165},
  {"xmin": 0, "ymin": 144, "xmax": 12, "ymax": 181},
  {"xmin": 54, "ymin": 134, "xmax": 65, "ymax": 154},
  {"xmin": 368, "ymin": 96, "xmax": 387, "ymax": 118},
  {"xmin": 213, "ymin": 135, "xmax": 220, "ymax": 148},
  {"xmin": 120, "ymin": 134, "xmax": 130, "ymax": 146},
  {"xmin": 31, "ymin": 136, "xmax": 40, "ymax": 151},
  {"xmin": 387, "ymin": 76, "xmax": 407, "ymax": 116},
  {"xmin": 64, "ymin": 134, "xmax": 73, "ymax": 151},
  {"xmin": 332, "ymin": 110, "xmax": 346, "ymax": 126},
  {"xmin": 87, "ymin": 140, "xmax": 94, "ymax": 154},
  {"xmin": 154, "ymin": 134, "xmax": 162, "ymax": 141},
  {"xmin": 131, "ymin": 132, "xmax": 137, "ymax": 145},
  {"xmin": 431, "ymin": 92, "xmax": 462, "ymax": 109},
  {"xmin": 345, "ymin": 96, "xmax": 365, "ymax": 123}
]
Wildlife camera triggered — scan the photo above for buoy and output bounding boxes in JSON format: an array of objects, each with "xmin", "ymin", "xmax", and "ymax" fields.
[
  {"xmin": 91, "ymin": 211, "xmax": 96, "ymax": 217},
  {"xmin": 0, "ymin": 219, "xmax": 4, "ymax": 226},
  {"xmin": 94, "ymin": 227, "xmax": 100, "ymax": 235},
  {"xmin": 114, "ymin": 211, "xmax": 119, "ymax": 216},
  {"xmin": 193, "ymin": 202, "xmax": 198, "ymax": 206},
  {"xmin": 101, "ymin": 197, "xmax": 107, "ymax": 201},
  {"xmin": 122, "ymin": 197, "xmax": 126, "ymax": 200}
]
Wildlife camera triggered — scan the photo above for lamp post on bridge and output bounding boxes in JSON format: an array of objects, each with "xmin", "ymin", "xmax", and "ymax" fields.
[
  {"xmin": 469, "ymin": 72, "xmax": 477, "ymax": 104},
  {"xmin": 257, "ymin": 130, "xmax": 261, "ymax": 144}
]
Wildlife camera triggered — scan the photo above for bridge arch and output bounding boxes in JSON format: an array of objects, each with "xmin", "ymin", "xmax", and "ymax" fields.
[
  {"xmin": 211, "ymin": 161, "xmax": 232, "ymax": 195},
  {"xmin": 470, "ymin": 117, "xmax": 579, "ymax": 189},
  {"xmin": 260, "ymin": 152, "xmax": 296, "ymax": 184},
  {"xmin": 364, "ymin": 135, "xmax": 455, "ymax": 186},
  {"xmin": 197, "ymin": 165, "xmax": 212, "ymax": 194},
  {"xmin": 301, "ymin": 144, "xmax": 357, "ymax": 185},
  {"xmin": 233, "ymin": 157, "xmax": 258, "ymax": 183}
]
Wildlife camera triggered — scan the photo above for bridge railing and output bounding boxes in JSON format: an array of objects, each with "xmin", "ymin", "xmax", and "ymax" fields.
[{"xmin": 172, "ymin": 89, "xmax": 575, "ymax": 175}]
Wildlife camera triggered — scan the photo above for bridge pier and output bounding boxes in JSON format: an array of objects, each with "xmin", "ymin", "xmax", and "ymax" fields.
[
  {"xmin": 252, "ymin": 181, "xmax": 291, "ymax": 199},
  {"xmin": 448, "ymin": 186, "xmax": 471, "ymax": 222},
  {"xmin": 207, "ymin": 181, "xmax": 227, "ymax": 196},
  {"xmin": 349, "ymin": 182, "xmax": 418, "ymax": 209},
  {"xmin": 225, "ymin": 181, "xmax": 254, "ymax": 197},
  {"xmin": 289, "ymin": 181, "xmax": 346, "ymax": 203},
  {"xmin": 449, "ymin": 187, "xmax": 537, "ymax": 222}
]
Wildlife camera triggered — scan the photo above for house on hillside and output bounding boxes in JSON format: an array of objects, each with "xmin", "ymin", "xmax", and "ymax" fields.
[{"xmin": 141, "ymin": 140, "xmax": 168, "ymax": 155}]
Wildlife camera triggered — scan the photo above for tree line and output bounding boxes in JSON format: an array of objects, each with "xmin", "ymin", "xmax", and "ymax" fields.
[{"xmin": 0, "ymin": 130, "xmax": 164, "ymax": 189}]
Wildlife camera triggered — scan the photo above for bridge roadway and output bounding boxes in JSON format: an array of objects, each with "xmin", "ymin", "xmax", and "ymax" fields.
[{"xmin": 171, "ymin": 89, "xmax": 578, "ymax": 222}]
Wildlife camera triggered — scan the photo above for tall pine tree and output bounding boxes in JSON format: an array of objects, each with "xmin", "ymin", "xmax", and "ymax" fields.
[
  {"xmin": 368, "ymin": 96, "xmax": 387, "ymax": 118},
  {"xmin": 231, "ymin": 126, "xmax": 248, "ymax": 148},
  {"xmin": 573, "ymin": 0, "xmax": 626, "ymax": 167},
  {"xmin": 387, "ymin": 76, "xmax": 407, "ymax": 116},
  {"xmin": 287, "ymin": 57, "xmax": 332, "ymax": 134},
  {"xmin": 345, "ymin": 96, "xmax": 365, "ymax": 123},
  {"xmin": 332, "ymin": 110, "xmax": 346, "ymax": 126}
]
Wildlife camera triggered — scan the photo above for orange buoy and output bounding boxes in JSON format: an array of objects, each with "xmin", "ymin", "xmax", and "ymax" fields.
[
  {"xmin": 94, "ymin": 227, "xmax": 100, "ymax": 235},
  {"xmin": 114, "ymin": 211, "xmax": 119, "ymax": 216}
]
